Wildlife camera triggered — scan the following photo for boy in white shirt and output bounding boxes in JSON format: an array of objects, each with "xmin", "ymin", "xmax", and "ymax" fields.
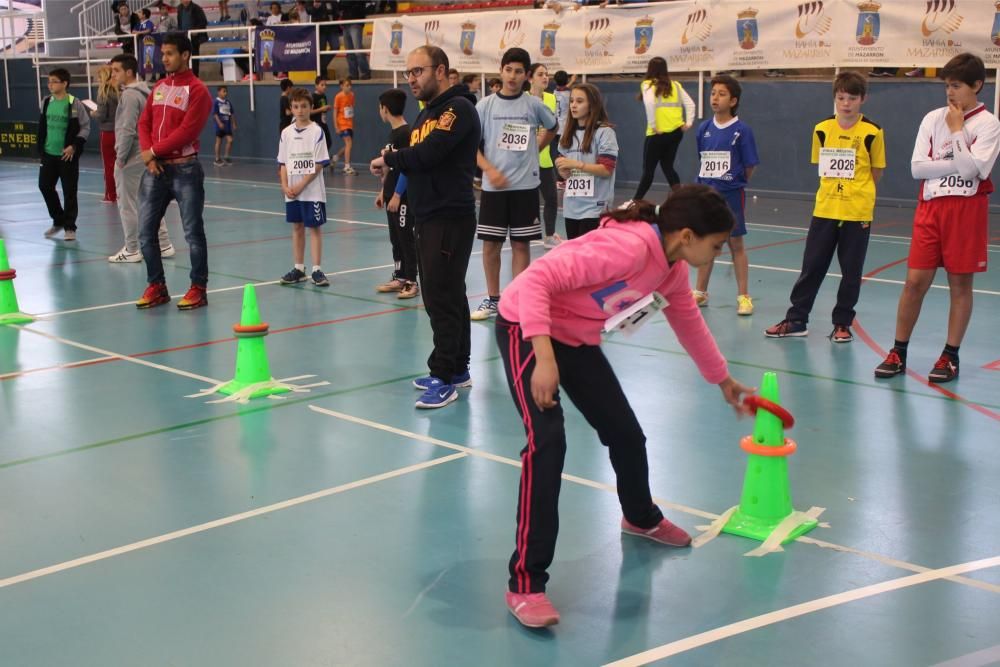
[
  {"xmin": 875, "ymin": 53, "xmax": 1000, "ymax": 383},
  {"xmin": 277, "ymin": 87, "xmax": 331, "ymax": 286}
]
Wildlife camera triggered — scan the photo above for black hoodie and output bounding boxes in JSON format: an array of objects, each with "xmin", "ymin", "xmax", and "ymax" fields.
[{"xmin": 383, "ymin": 85, "xmax": 480, "ymax": 225}]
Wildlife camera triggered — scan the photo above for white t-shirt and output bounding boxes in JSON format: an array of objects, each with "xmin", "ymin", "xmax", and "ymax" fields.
[
  {"xmin": 912, "ymin": 104, "xmax": 1000, "ymax": 201},
  {"xmin": 277, "ymin": 121, "xmax": 330, "ymax": 203}
]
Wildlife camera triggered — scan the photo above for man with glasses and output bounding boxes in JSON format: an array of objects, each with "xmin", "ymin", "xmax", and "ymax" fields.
[{"xmin": 370, "ymin": 46, "xmax": 480, "ymax": 409}]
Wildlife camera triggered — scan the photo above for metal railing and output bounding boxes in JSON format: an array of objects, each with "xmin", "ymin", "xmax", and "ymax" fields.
[{"xmin": 30, "ymin": 32, "xmax": 139, "ymax": 105}]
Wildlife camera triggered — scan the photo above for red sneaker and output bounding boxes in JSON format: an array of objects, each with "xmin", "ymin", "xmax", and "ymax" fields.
[
  {"xmin": 505, "ymin": 591, "xmax": 560, "ymax": 628},
  {"xmin": 928, "ymin": 355, "xmax": 958, "ymax": 383},
  {"xmin": 136, "ymin": 282, "xmax": 170, "ymax": 309},
  {"xmin": 177, "ymin": 284, "xmax": 208, "ymax": 310},
  {"xmin": 621, "ymin": 516, "xmax": 692, "ymax": 547}
]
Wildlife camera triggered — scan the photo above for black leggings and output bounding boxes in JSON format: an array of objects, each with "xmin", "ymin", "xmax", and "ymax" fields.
[
  {"xmin": 539, "ymin": 166, "xmax": 557, "ymax": 237},
  {"xmin": 564, "ymin": 217, "xmax": 600, "ymax": 240},
  {"xmin": 633, "ymin": 129, "xmax": 684, "ymax": 200}
]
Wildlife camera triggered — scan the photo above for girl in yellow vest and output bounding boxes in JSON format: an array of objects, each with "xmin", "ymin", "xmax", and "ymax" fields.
[
  {"xmin": 528, "ymin": 63, "xmax": 560, "ymax": 247},
  {"xmin": 631, "ymin": 56, "xmax": 695, "ymax": 202}
]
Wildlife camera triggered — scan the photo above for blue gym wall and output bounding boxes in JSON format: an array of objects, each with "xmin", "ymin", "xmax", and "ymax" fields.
[{"xmin": 4, "ymin": 58, "xmax": 999, "ymax": 206}]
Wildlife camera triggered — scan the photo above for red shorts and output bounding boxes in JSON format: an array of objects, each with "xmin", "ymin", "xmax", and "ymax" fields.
[{"xmin": 908, "ymin": 195, "xmax": 988, "ymax": 273}]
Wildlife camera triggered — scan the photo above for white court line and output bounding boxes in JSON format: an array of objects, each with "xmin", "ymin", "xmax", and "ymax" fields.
[
  {"xmin": 715, "ymin": 260, "xmax": 1000, "ymax": 297},
  {"xmin": 603, "ymin": 554, "xmax": 1000, "ymax": 667},
  {"xmin": 0, "ymin": 452, "xmax": 467, "ymax": 590},
  {"xmin": 14, "ymin": 325, "xmax": 222, "ymax": 385},
  {"xmin": 0, "ymin": 355, "xmax": 115, "ymax": 381},
  {"xmin": 306, "ymin": 406, "xmax": 1000, "ymax": 595},
  {"xmin": 36, "ymin": 280, "xmax": 281, "ymax": 318},
  {"xmin": 930, "ymin": 644, "xmax": 1000, "ymax": 667}
]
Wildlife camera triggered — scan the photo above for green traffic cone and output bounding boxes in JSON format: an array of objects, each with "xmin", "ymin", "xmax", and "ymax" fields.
[
  {"xmin": 0, "ymin": 239, "xmax": 34, "ymax": 325},
  {"xmin": 217, "ymin": 284, "xmax": 289, "ymax": 399},
  {"xmin": 722, "ymin": 371, "xmax": 817, "ymax": 543}
]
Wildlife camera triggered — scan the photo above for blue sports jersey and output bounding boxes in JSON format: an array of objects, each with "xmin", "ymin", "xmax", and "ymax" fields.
[
  {"xmin": 213, "ymin": 97, "xmax": 233, "ymax": 129},
  {"xmin": 695, "ymin": 117, "xmax": 759, "ymax": 191}
]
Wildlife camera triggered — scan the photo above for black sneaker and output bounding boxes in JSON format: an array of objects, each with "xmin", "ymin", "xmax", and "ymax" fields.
[
  {"xmin": 764, "ymin": 319, "xmax": 808, "ymax": 338},
  {"xmin": 280, "ymin": 268, "xmax": 307, "ymax": 284},
  {"xmin": 928, "ymin": 355, "xmax": 958, "ymax": 383},
  {"xmin": 311, "ymin": 269, "xmax": 329, "ymax": 286},
  {"xmin": 874, "ymin": 349, "xmax": 906, "ymax": 378},
  {"xmin": 829, "ymin": 325, "xmax": 853, "ymax": 343}
]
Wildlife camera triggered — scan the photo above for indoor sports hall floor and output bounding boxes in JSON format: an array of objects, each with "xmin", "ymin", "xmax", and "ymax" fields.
[{"xmin": 1, "ymin": 157, "xmax": 998, "ymax": 667}]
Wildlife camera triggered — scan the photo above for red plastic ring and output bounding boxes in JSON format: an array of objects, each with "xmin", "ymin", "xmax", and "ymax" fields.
[
  {"xmin": 740, "ymin": 434, "xmax": 797, "ymax": 457},
  {"xmin": 0, "ymin": 269, "xmax": 15, "ymax": 280},
  {"xmin": 743, "ymin": 395, "xmax": 795, "ymax": 429}
]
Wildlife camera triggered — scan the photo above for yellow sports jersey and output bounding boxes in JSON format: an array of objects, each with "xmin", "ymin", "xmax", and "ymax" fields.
[{"xmin": 810, "ymin": 114, "xmax": 886, "ymax": 221}]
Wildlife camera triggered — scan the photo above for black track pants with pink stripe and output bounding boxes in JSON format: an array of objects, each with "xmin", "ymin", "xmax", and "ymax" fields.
[{"xmin": 495, "ymin": 317, "xmax": 664, "ymax": 594}]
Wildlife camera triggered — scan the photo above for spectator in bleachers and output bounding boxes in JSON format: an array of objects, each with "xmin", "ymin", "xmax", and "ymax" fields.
[
  {"xmin": 335, "ymin": 1, "xmax": 372, "ymax": 80},
  {"xmin": 265, "ymin": 1, "xmax": 284, "ymax": 25},
  {"xmin": 309, "ymin": 0, "xmax": 342, "ymax": 76},
  {"xmin": 155, "ymin": 2, "xmax": 176, "ymax": 33},
  {"xmin": 176, "ymin": 0, "xmax": 208, "ymax": 77},
  {"xmin": 114, "ymin": 2, "xmax": 139, "ymax": 54},
  {"xmin": 448, "ymin": 69, "xmax": 460, "ymax": 87},
  {"xmin": 134, "ymin": 8, "xmax": 154, "ymax": 37},
  {"xmin": 462, "ymin": 73, "xmax": 481, "ymax": 100},
  {"xmin": 219, "ymin": 0, "xmax": 231, "ymax": 22}
]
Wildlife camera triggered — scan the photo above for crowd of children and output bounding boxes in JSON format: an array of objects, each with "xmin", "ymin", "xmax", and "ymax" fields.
[{"xmin": 33, "ymin": 42, "xmax": 999, "ymax": 630}]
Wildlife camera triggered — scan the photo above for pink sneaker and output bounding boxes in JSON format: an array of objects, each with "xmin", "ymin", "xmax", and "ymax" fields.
[
  {"xmin": 505, "ymin": 591, "xmax": 560, "ymax": 628},
  {"xmin": 621, "ymin": 517, "xmax": 692, "ymax": 547}
]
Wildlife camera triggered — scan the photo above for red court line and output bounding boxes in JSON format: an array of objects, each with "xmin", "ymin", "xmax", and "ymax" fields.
[
  {"xmin": 983, "ymin": 359, "xmax": 1000, "ymax": 371},
  {"xmin": 1, "ymin": 306, "xmax": 410, "ymax": 382},
  {"xmin": 853, "ymin": 257, "xmax": 1000, "ymax": 423}
]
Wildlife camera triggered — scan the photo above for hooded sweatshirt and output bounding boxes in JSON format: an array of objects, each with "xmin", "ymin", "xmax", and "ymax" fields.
[
  {"xmin": 498, "ymin": 218, "xmax": 729, "ymax": 384},
  {"xmin": 114, "ymin": 79, "xmax": 150, "ymax": 164},
  {"xmin": 37, "ymin": 94, "xmax": 91, "ymax": 159},
  {"xmin": 138, "ymin": 68, "xmax": 212, "ymax": 161},
  {"xmin": 382, "ymin": 85, "xmax": 480, "ymax": 224}
]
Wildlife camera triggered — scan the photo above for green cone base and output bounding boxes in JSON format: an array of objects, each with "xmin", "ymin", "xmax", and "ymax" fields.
[
  {"xmin": 722, "ymin": 510, "xmax": 818, "ymax": 544},
  {"xmin": 216, "ymin": 379, "xmax": 291, "ymax": 398},
  {"xmin": 0, "ymin": 311, "xmax": 34, "ymax": 325}
]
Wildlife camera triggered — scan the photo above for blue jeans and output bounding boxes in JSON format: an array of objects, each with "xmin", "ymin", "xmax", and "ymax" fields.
[
  {"xmin": 138, "ymin": 160, "xmax": 208, "ymax": 286},
  {"xmin": 342, "ymin": 23, "xmax": 370, "ymax": 78}
]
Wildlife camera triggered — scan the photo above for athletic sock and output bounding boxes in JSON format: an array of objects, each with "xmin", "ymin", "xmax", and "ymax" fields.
[
  {"xmin": 942, "ymin": 343, "xmax": 960, "ymax": 364},
  {"xmin": 295, "ymin": 263, "xmax": 305, "ymax": 272},
  {"xmin": 311, "ymin": 265, "xmax": 321, "ymax": 273},
  {"xmin": 893, "ymin": 339, "xmax": 909, "ymax": 360}
]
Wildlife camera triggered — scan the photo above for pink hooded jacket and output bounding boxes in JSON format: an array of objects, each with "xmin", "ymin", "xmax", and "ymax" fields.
[{"xmin": 497, "ymin": 218, "xmax": 729, "ymax": 384}]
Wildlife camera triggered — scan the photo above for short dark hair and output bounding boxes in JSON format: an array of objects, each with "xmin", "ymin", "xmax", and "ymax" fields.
[
  {"xmin": 379, "ymin": 88, "xmax": 406, "ymax": 116},
  {"xmin": 48, "ymin": 68, "xmax": 71, "ymax": 83},
  {"xmin": 161, "ymin": 32, "xmax": 192, "ymax": 56},
  {"xmin": 413, "ymin": 45, "xmax": 449, "ymax": 74},
  {"xmin": 315, "ymin": 75, "xmax": 326, "ymax": 85},
  {"xmin": 289, "ymin": 87, "xmax": 312, "ymax": 106},
  {"xmin": 141, "ymin": 7, "xmax": 151, "ymax": 18},
  {"xmin": 833, "ymin": 71, "xmax": 866, "ymax": 98},
  {"xmin": 940, "ymin": 53, "xmax": 986, "ymax": 94},
  {"xmin": 339, "ymin": 76, "xmax": 352, "ymax": 85},
  {"xmin": 217, "ymin": 85, "xmax": 228, "ymax": 92},
  {"xmin": 110, "ymin": 54, "xmax": 138, "ymax": 77},
  {"xmin": 710, "ymin": 74, "xmax": 742, "ymax": 114},
  {"xmin": 500, "ymin": 47, "xmax": 530, "ymax": 71},
  {"xmin": 447, "ymin": 68, "xmax": 459, "ymax": 77},
  {"xmin": 461, "ymin": 73, "xmax": 477, "ymax": 85},
  {"xmin": 280, "ymin": 78, "xmax": 294, "ymax": 91},
  {"xmin": 553, "ymin": 70, "xmax": 569, "ymax": 86}
]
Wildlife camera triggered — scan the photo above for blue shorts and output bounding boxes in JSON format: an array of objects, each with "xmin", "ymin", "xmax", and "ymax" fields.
[
  {"xmin": 285, "ymin": 201, "xmax": 326, "ymax": 228},
  {"xmin": 338, "ymin": 128, "xmax": 353, "ymax": 138},
  {"xmin": 720, "ymin": 188, "xmax": 747, "ymax": 237},
  {"xmin": 215, "ymin": 124, "xmax": 232, "ymax": 137}
]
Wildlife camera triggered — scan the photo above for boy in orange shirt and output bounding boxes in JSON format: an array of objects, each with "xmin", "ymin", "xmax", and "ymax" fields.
[{"xmin": 333, "ymin": 77, "xmax": 355, "ymax": 175}]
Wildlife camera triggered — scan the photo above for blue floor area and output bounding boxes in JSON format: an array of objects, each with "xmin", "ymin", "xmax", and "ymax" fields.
[{"xmin": 0, "ymin": 157, "xmax": 998, "ymax": 666}]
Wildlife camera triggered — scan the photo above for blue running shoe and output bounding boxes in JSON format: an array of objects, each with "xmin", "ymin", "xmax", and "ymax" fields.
[
  {"xmin": 415, "ymin": 380, "xmax": 458, "ymax": 409},
  {"xmin": 413, "ymin": 370, "xmax": 472, "ymax": 390}
]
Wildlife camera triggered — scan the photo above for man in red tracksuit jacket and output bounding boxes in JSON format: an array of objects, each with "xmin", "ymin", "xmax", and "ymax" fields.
[{"xmin": 135, "ymin": 32, "xmax": 213, "ymax": 310}]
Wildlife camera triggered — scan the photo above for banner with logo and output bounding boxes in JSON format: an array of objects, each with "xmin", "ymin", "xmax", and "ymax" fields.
[
  {"xmin": 254, "ymin": 24, "xmax": 317, "ymax": 72},
  {"xmin": 0, "ymin": 121, "xmax": 38, "ymax": 159},
  {"xmin": 139, "ymin": 33, "xmax": 165, "ymax": 76},
  {"xmin": 370, "ymin": 1, "xmax": 1000, "ymax": 73}
]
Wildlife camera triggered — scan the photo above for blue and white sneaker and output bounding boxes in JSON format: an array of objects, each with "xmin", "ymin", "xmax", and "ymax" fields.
[
  {"xmin": 412, "ymin": 370, "xmax": 472, "ymax": 390},
  {"xmin": 415, "ymin": 380, "xmax": 458, "ymax": 409}
]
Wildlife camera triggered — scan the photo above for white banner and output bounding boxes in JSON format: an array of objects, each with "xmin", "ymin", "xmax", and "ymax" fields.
[{"xmin": 371, "ymin": 1, "xmax": 1000, "ymax": 73}]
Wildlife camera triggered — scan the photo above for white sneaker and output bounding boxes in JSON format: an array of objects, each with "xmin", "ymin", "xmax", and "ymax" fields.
[
  {"xmin": 542, "ymin": 234, "xmax": 563, "ymax": 249},
  {"xmin": 343, "ymin": 165, "xmax": 356, "ymax": 175},
  {"xmin": 470, "ymin": 298, "xmax": 499, "ymax": 321},
  {"xmin": 617, "ymin": 199, "xmax": 635, "ymax": 210},
  {"xmin": 109, "ymin": 247, "xmax": 142, "ymax": 263},
  {"xmin": 161, "ymin": 244, "xmax": 176, "ymax": 258}
]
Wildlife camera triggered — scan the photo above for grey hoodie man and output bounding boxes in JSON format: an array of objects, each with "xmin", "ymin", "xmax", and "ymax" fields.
[{"xmin": 112, "ymin": 76, "xmax": 173, "ymax": 261}]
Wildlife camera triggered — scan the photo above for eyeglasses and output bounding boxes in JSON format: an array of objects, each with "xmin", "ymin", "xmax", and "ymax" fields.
[{"xmin": 403, "ymin": 66, "xmax": 431, "ymax": 79}]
